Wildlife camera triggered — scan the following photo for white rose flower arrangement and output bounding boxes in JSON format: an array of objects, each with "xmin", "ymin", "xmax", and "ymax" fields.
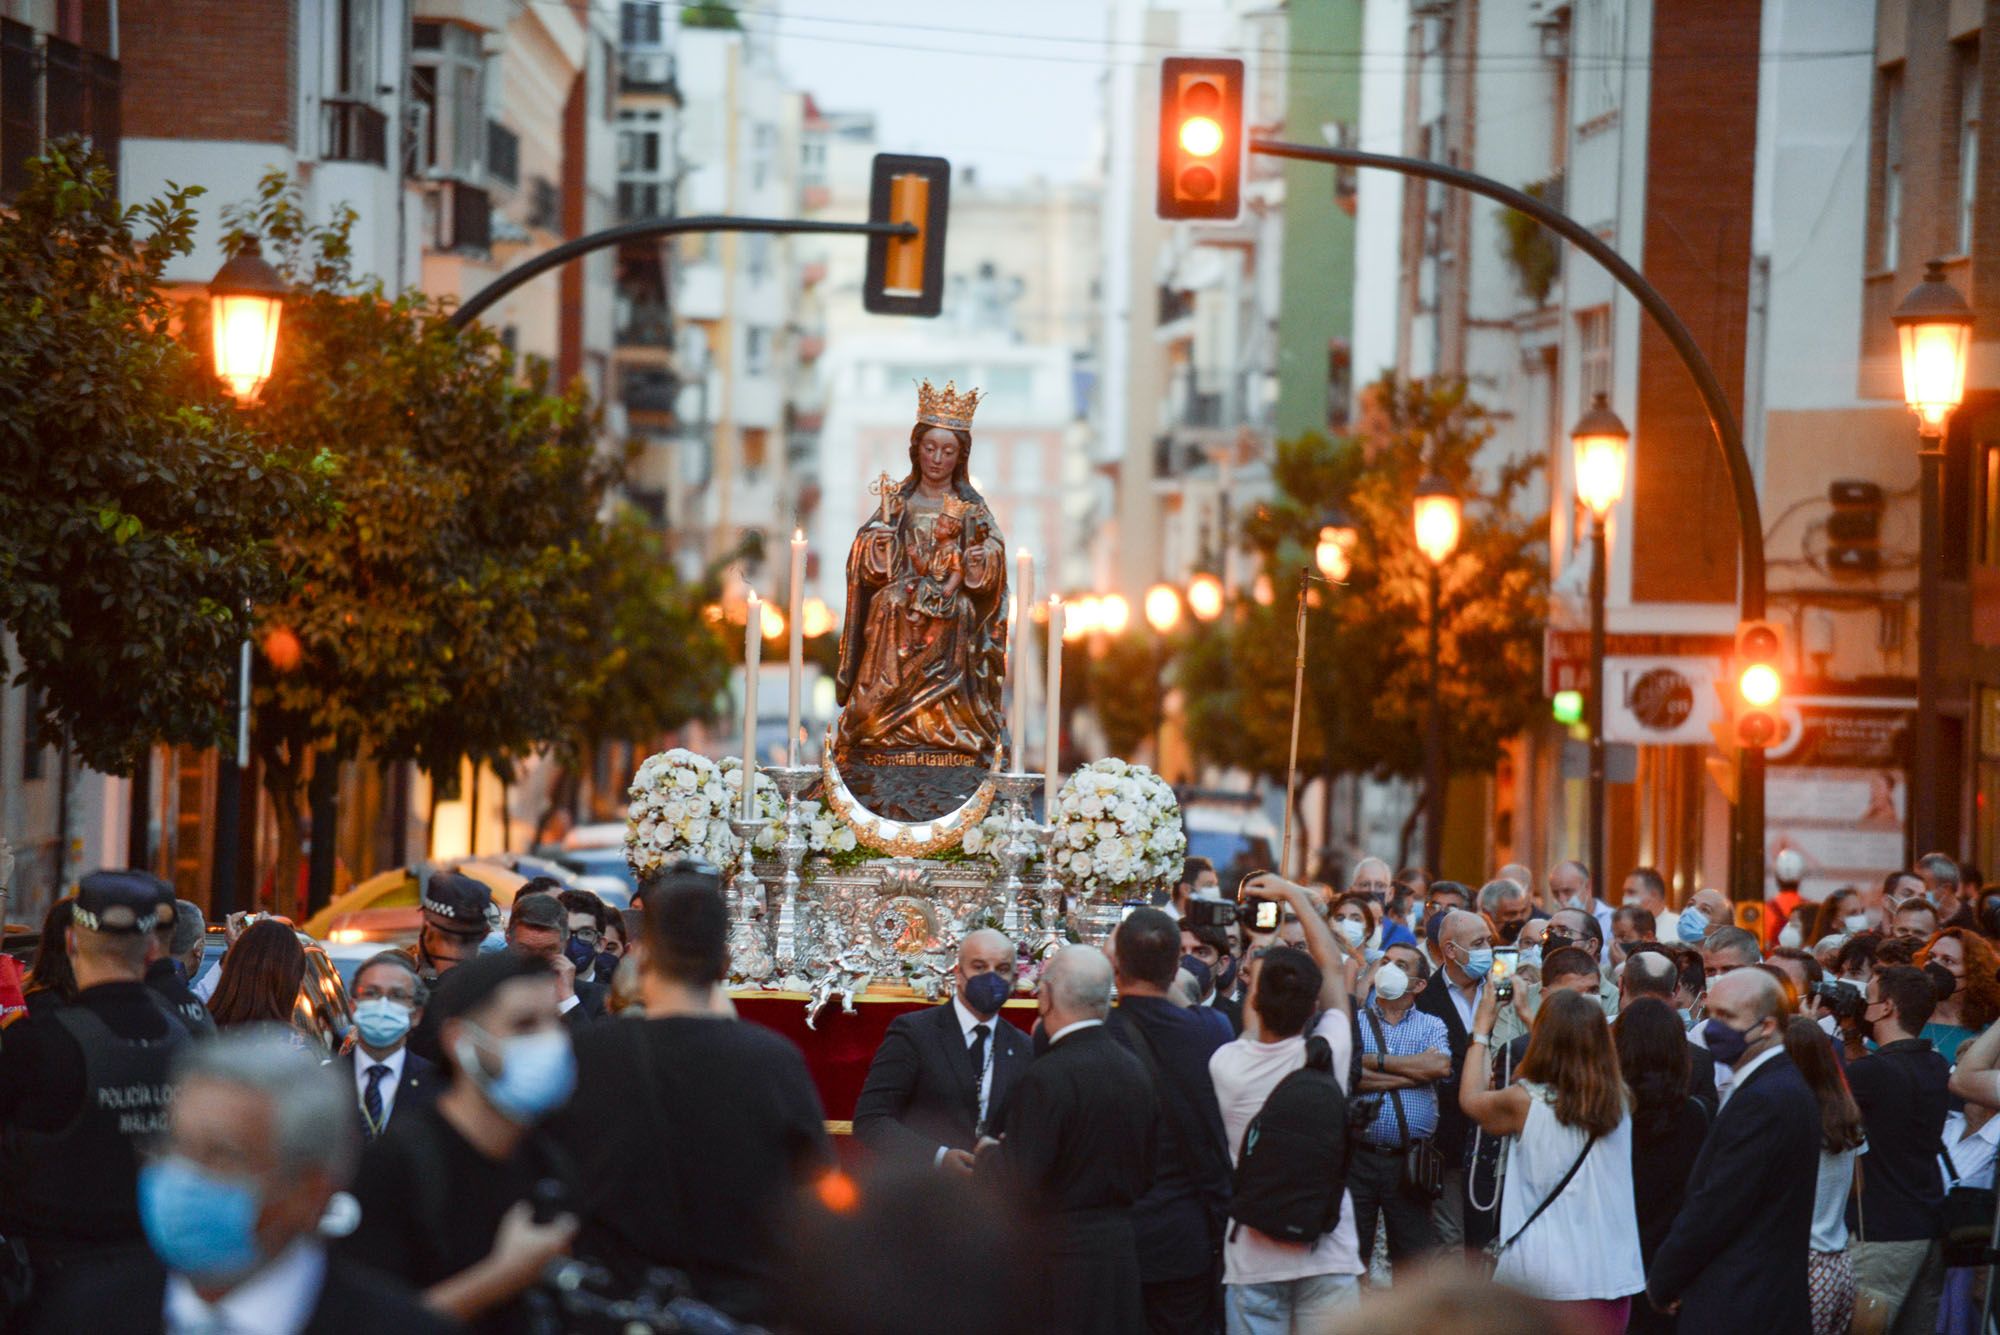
[
  {"xmin": 717, "ymin": 756, "xmax": 862, "ymax": 859},
  {"xmin": 1048, "ymin": 758, "xmax": 1186, "ymax": 901},
  {"xmin": 625, "ymin": 749, "xmax": 737, "ymax": 878}
]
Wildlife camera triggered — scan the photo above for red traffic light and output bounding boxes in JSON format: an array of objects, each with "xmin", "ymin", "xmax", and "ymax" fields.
[{"xmin": 1158, "ymin": 58, "xmax": 1243, "ymax": 221}]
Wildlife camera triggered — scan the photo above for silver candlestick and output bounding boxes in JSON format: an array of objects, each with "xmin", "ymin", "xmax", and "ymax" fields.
[
  {"xmin": 727, "ymin": 815, "xmax": 773, "ymax": 981},
  {"xmin": 992, "ymin": 772, "xmax": 1042, "ymax": 934},
  {"xmin": 1032, "ymin": 820, "xmax": 1067, "ymax": 954},
  {"xmin": 762, "ymin": 764, "xmax": 817, "ymax": 972}
]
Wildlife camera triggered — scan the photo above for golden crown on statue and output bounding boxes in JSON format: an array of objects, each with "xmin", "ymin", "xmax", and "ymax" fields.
[
  {"xmin": 939, "ymin": 495, "xmax": 974, "ymax": 520},
  {"xmin": 915, "ymin": 378, "xmax": 983, "ymax": 431}
]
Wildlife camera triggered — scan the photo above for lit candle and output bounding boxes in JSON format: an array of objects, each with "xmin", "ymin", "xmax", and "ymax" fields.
[
  {"xmin": 1012, "ymin": 550, "xmax": 1034, "ymax": 773},
  {"xmin": 787, "ymin": 530, "xmax": 805, "ymax": 765},
  {"xmin": 741, "ymin": 589, "xmax": 761, "ymax": 818},
  {"xmin": 1044, "ymin": 595, "xmax": 1062, "ymax": 810}
]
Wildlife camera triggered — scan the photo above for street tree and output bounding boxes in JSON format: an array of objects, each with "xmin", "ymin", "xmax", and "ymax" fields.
[{"xmin": 0, "ymin": 142, "xmax": 317, "ymax": 776}]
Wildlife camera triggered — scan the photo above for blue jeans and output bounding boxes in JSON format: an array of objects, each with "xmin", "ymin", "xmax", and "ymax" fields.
[{"xmin": 1225, "ymin": 1273, "xmax": 1360, "ymax": 1335}]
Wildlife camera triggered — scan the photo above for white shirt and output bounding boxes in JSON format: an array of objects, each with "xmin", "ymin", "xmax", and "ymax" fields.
[
  {"xmin": 353, "ymin": 1045, "xmax": 407, "ymax": 1132},
  {"xmin": 1940, "ymin": 1110, "xmax": 2000, "ymax": 1191},
  {"xmin": 1812, "ymin": 1149, "xmax": 1857, "ymax": 1252},
  {"xmin": 1049, "ymin": 1017, "xmax": 1104, "ymax": 1045},
  {"xmin": 953, "ymin": 995, "xmax": 1000, "ymax": 1130},
  {"xmin": 1654, "ymin": 908, "xmax": 1682, "ymax": 944},
  {"xmin": 164, "ymin": 1238, "xmax": 326, "ymax": 1335},
  {"xmin": 1444, "ymin": 973, "xmax": 1481, "ymax": 1033},
  {"xmin": 1208, "ymin": 1009, "xmax": 1364, "ymax": 1284},
  {"xmin": 1493, "ymin": 1085, "xmax": 1645, "ymax": 1302}
]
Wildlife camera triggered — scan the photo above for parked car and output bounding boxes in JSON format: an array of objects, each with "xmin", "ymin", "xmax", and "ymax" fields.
[
  {"xmin": 548, "ymin": 823, "xmax": 638, "ymax": 901},
  {"xmin": 299, "ymin": 857, "xmax": 545, "ymax": 941}
]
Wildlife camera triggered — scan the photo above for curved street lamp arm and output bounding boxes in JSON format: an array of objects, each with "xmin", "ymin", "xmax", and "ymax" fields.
[
  {"xmin": 445, "ymin": 215, "xmax": 917, "ymax": 331},
  {"xmin": 1248, "ymin": 139, "xmax": 1765, "ymax": 619}
]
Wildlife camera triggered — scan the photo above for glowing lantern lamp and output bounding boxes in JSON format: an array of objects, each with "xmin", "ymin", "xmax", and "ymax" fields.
[
  {"xmin": 1570, "ymin": 393, "xmax": 1630, "ymax": 519},
  {"xmin": 208, "ymin": 239, "xmax": 287, "ymax": 404},
  {"xmin": 1412, "ymin": 476, "xmax": 1462, "ymax": 567}
]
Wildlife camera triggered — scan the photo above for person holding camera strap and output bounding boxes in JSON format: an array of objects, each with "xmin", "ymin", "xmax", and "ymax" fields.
[{"xmin": 1347, "ymin": 924, "xmax": 1452, "ymax": 1272}]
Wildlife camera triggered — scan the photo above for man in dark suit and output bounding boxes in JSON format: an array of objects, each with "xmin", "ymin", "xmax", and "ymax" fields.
[
  {"xmin": 1412, "ymin": 907, "xmax": 1490, "ymax": 1249},
  {"xmin": 1646, "ymin": 968, "xmax": 1819, "ymax": 1331},
  {"xmin": 74, "ymin": 1028, "xmax": 454, "ymax": 1334},
  {"xmin": 981, "ymin": 945, "xmax": 1156, "ymax": 1335},
  {"xmin": 1109, "ymin": 908, "xmax": 1231, "ymax": 1334},
  {"xmin": 508, "ymin": 889, "xmax": 608, "ymax": 1027},
  {"xmin": 1180, "ymin": 922, "xmax": 1242, "ymax": 1034},
  {"xmin": 855, "ymin": 928, "xmax": 1032, "ymax": 1170},
  {"xmin": 335, "ymin": 951, "xmax": 441, "ymax": 1139}
]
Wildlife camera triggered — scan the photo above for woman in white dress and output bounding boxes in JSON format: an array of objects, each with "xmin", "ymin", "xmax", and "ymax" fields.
[{"xmin": 1460, "ymin": 985, "xmax": 1646, "ymax": 1335}]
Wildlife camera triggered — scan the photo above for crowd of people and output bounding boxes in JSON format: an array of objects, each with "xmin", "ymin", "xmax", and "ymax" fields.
[{"xmin": 0, "ymin": 846, "xmax": 1995, "ymax": 1334}]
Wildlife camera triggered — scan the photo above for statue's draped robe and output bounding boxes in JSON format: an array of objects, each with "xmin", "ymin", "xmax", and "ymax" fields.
[{"xmin": 833, "ymin": 485, "xmax": 1007, "ymax": 766}]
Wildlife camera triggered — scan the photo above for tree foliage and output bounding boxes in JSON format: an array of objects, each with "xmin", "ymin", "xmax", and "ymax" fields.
[
  {"xmin": 0, "ymin": 143, "xmax": 319, "ymax": 773},
  {"xmin": 1187, "ymin": 374, "xmax": 1548, "ymax": 789},
  {"xmin": 1086, "ymin": 630, "xmax": 1166, "ymax": 761}
]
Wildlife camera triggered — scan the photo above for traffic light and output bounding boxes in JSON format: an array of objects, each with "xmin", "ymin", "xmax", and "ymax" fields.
[
  {"xmin": 1827, "ymin": 480, "xmax": 1884, "ymax": 574},
  {"xmin": 864, "ymin": 154, "xmax": 950, "ymax": 317},
  {"xmin": 1158, "ymin": 57, "xmax": 1243, "ymax": 220},
  {"xmin": 1731, "ymin": 619, "xmax": 1786, "ymax": 748}
]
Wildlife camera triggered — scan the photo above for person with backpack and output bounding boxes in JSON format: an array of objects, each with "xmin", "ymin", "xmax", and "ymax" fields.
[
  {"xmin": 1459, "ymin": 984, "xmax": 1645, "ymax": 1332},
  {"xmin": 1206, "ymin": 873, "xmax": 1364, "ymax": 1333}
]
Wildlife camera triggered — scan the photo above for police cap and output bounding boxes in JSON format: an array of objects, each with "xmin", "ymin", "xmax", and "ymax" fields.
[
  {"xmin": 421, "ymin": 870, "xmax": 492, "ymax": 938},
  {"xmin": 74, "ymin": 870, "xmax": 168, "ymax": 935}
]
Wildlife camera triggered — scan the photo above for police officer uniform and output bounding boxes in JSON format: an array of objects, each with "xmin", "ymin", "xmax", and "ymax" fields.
[
  {"xmin": 0, "ymin": 872, "xmax": 191, "ymax": 1333},
  {"xmin": 404, "ymin": 870, "xmax": 493, "ymax": 1067},
  {"xmin": 137, "ymin": 879, "xmax": 216, "ymax": 1040}
]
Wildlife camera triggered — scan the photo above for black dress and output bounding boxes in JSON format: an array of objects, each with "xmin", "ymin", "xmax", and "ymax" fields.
[{"xmin": 1627, "ymin": 1095, "xmax": 1709, "ymax": 1334}]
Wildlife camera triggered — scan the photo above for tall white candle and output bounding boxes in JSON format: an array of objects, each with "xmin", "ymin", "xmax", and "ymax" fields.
[
  {"xmin": 741, "ymin": 589, "xmax": 761, "ymax": 818},
  {"xmin": 1044, "ymin": 595, "xmax": 1062, "ymax": 810},
  {"xmin": 1012, "ymin": 550, "xmax": 1034, "ymax": 773},
  {"xmin": 787, "ymin": 530, "xmax": 805, "ymax": 765}
]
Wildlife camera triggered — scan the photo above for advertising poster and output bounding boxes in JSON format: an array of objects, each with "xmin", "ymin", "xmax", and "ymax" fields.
[{"xmin": 1763, "ymin": 700, "xmax": 1910, "ymax": 903}]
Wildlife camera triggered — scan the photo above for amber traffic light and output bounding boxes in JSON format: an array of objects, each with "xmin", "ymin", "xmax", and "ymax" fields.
[
  {"xmin": 1731, "ymin": 619, "xmax": 1786, "ymax": 748},
  {"xmin": 864, "ymin": 154, "xmax": 950, "ymax": 317},
  {"xmin": 1158, "ymin": 57, "xmax": 1243, "ymax": 221}
]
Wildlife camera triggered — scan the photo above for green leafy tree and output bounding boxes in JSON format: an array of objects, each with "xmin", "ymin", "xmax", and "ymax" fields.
[
  {"xmin": 0, "ymin": 143, "xmax": 318, "ymax": 774},
  {"xmin": 213, "ymin": 173, "xmax": 617, "ymax": 909},
  {"xmin": 1086, "ymin": 630, "xmax": 1166, "ymax": 762},
  {"xmin": 1195, "ymin": 374, "xmax": 1548, "ymax": 859}
]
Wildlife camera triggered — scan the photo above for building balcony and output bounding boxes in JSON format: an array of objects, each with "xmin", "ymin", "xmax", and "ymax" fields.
[
  {"xmin": 620, "ymin": 50, "xmax": 678, "ymax": 96},
  {"xmin": 621, "ymin": 366, "xmax": 680, "ymax": 416},
  {"xmin": 431, "ymin": 179, "xmax": 491, "ymax": 255},
  {"xmin": 322, "ymin": 98, "xmax": 388, "ymax": 167},
  {"xmin": 617, "ymin": 302, "xmax": 674, "ymax": 349},
  {"xmin": 487, "ymin": 120, "xmax": 519, "ymax": 189},
  {"xmin": 2, "ymin": 21, "xmax": 118, "ymax": 199}
]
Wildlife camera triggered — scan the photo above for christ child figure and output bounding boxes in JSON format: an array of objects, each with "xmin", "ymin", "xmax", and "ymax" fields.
[{"xmin": 910, "ymin": 496, "xmax": 971, "ymax": 622}]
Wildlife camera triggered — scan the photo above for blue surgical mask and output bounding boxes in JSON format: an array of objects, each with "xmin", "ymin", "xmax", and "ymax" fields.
[
  {"xmin": 458, "ymin": 1027, "xmax": 576, "ymax": 1123},
  {"xmin": 140, "ymin": 1156, "xmax": 264, "ymax": 1283},
  {"xmin": 1677, "ymin": 911, "xmax": 1709, "ymax": 945},
  {"xmin": 563, "ymin": 935, "xmax": 598, "ymax": 973},
  {"xmin": 962, "ymin": 969, "xmax": 1012, "ymax": 1016},
  {"xmin": 1518, "ymin": 945, "xmax": 1543, "ymax": 971},
  {"xmin": 1460, "ymin": 946, "xmax": 1494, "ymax": 979},
  {"xmin": 352, "ymin": 998, "xmax": 412, "ymax": 1050}
]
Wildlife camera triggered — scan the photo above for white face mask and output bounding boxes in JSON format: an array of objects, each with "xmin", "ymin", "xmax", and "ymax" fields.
[
  {"xmin": 1375, "ymin": 962, "xmax": 1411, "ymax": 1001},
  {"xmin": 1843, "ymin": 913, "xmax": 1870, "ymax": 935},
  {"xmin": 1778, "ymin": 920, "xmax": 1802, "ymax": 949},
  {"xmin": 1338, "ymin": 919, "xmax": 1366, "ymax": 949}
]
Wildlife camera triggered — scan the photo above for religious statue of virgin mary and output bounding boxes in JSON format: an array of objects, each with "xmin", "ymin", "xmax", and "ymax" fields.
[{"xmin": 831, "ymin": 380, "xmax": 1008, "ymax": 819}]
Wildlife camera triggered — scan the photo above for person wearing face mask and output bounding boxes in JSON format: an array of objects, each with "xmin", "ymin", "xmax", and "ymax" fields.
[
  {"xmin": 1350, "ymin": 939, "xmax": 1452, "ymax": 1268},
  {"xmin": 1332, "ymin": 892, "xmax": 1384, "ymax": 961},
  {"xmin": 505, "ymin": 887, "xmax": 607, "ymax": 1032},
  {"xmin": 1623, "ymin": 866, "xmax": 1679, "ymax": 946},
  {"xmin": 1546, "ymin": 860, "xmax": 1613, "ymax": 949},
  {"xmin": 1644, "ymin": 969, "xmax": 1820, "ymax": 1332},
  {"xmin": 1674, "ymin": 888, "xmax": 1730, "ymax": 949},
  {"xmin": 1618, "ymin": 948, "xmax": 1719, "ymax": 1114},
  {"xmin": 1411, "ymin": 909, "xmax": 1496, "ymax": 1251},
  {"xmin": 1181, "ymin": 923, "xmax": 1243, "ymax": 1033},
  {"xmin": 1477, "ymin": 878, "xmax": 1534, "ymax": 947},
  {"xmin": 855, "ymin": 928, "xmax": 1033, "ymax": 1172},
  {"xmin": 62, "ymin": 1029, "xmax": 453, "ymax": 1333},
  {"xmin": 340, "ymin": 950, "xmax": 580, "ymax": 1334},
  {"xmin": 1843, "ymin": 965, "xmax": 1952, "ymax": 1334},
  {"xmin": 333, "ymin": 952, "xmax": 439, "ymax": 1140},
  {"xmin": 556, "ymin": 888, "xmax": 623, "ymax": 986}
]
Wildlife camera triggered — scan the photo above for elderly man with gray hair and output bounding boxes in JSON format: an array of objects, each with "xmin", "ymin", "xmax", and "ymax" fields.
[
  {"xmin": 1476, "ymin": 877, "xmax": 1534, "ymax": 946},
  {"xmin": 980, "ymin": 945, "xmax": 1157, "ymax": 1333},
  {"xmin": 75, "ymin": 1028, "xmax": 452, "ymax": 1331}
]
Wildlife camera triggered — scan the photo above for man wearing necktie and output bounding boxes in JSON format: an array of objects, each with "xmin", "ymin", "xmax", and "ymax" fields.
[
  {"xmin": 334, "ymin": 953, "xmax": 439, "ymax": 1140},
  {"xmin": 855, "ymin": 929, "xmax": 1033, "ymax": 1172}
]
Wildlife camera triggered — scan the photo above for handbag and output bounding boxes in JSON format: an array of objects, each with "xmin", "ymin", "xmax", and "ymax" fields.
[
  {"xmin": 1364, "ymin": 1011, "xmax": 1445, "ymax": 1200},
  {"xmin": 1484, "ymin": 1130, "xmax": 1598, "ymax": 1260},
  {"xmin": 1936, "ymin": 1135, "xmax": 1996, "ymax": 1269}
]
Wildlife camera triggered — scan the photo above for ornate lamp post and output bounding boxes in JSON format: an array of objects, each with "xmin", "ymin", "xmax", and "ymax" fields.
[
  {"xmin": 1413, "ymin": 476, "xmax": 1462, "ymax": 875},
  {"xmin": 1571, "ymin": 394, "xmax": 1630, "ymax": 891},
  {"xmin": 1893, "ymin": 260, "xmax": 1975, "ymax": 854},
  {"xmin": 1186, "ymin": 569, "xmax": 1225, "ymax": 623},
  {"xmin": 205, "ymin": 241, "xmax": 287, "ymax": 916}
]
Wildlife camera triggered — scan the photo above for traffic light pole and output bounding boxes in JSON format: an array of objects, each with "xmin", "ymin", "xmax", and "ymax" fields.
[
  {"xmin": 445, "ymin": 214, "xmax": 917, "ymax": 331},
  {"xmin": 1249, "ymin": 139, "xmax": 1770, "ymax": 901}
]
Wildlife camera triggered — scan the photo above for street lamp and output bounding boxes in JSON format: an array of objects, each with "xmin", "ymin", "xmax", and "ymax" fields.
[
  {"xmin": 1413, "ymin": 475, "xmax": 1461, "ymax": 876},
  {"xmin": 1315, "ymin": 506, "xmax": 1359, "ymax": 583},
  {"xmin": 1187, "ymin": 570, "xmax": 1225, "ymax": 622},
  {"xmin": 208, "ymin": 239, "xmax": 287, "ymax": 404},
  {"xmin": 1894, "ymin": 260, "xmax": 1977, "ymax": 854},
  {"xmin": 1571, "ymin": 393, "xmax": 1630, "ymax": 893},
  {"xmin": 1099, "ymin": 592, "xmax": 1132, "ymax": 636},
  {"xmin": 1144, "ymin": 582, "xmax": 1183, "ymax": 635}
]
